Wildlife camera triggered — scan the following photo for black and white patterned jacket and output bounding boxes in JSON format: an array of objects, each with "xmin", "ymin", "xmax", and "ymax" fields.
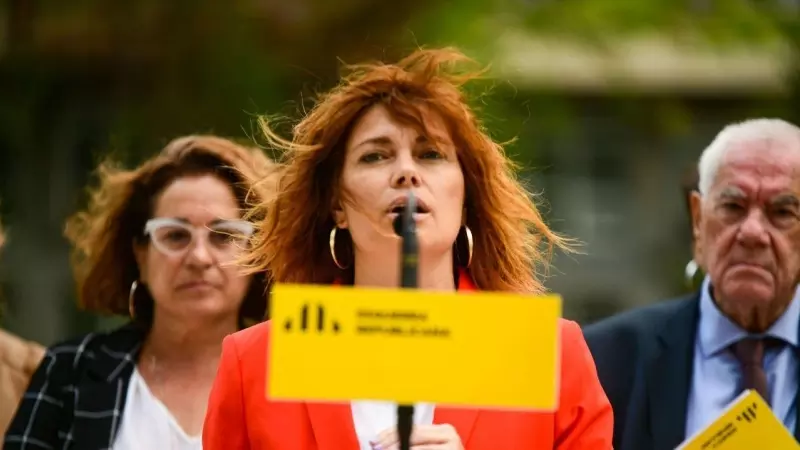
[{"xmin": 3, "ymin": 324, "xmax": 144, "ymax": 450}]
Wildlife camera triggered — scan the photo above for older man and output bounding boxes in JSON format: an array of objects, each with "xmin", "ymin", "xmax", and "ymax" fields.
[{"xmin": 585, "ymin": 118, "xmax": 800, "ymax": 450}]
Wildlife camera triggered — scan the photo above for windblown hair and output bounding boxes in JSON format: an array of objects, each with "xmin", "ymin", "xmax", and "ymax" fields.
[
  {"xmin": 65, "ymin": 135, "xmax": 278, "ymax": 327},
  {"xmin": 247, "ymin": 47, "xmax": 572, "ymax": 293}
]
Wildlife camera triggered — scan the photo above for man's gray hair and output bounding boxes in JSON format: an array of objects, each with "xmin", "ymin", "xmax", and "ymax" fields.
[{"xmin": 697, "ymin": 118, "xmax": 800, "ymax": 196}]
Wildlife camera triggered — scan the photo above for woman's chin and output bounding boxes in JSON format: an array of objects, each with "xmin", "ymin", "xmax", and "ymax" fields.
[{"xmin": 158, "ymin": 297, "xmax": 238, "ymax": 324}]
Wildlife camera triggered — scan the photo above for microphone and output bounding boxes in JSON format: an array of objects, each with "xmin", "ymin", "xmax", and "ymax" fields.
[
  {"xmin": 393, "ymin": 193, "xmax": 418, "ymax": 290},
  {"xmin": 393, "ymin": 192, "xmax": 417, "ymax": 450}
]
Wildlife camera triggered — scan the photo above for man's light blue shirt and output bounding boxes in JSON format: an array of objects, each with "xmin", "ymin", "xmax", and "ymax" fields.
[{"xmin": 685, "ymin": 276, "xmax": 799, "ymax": 438}]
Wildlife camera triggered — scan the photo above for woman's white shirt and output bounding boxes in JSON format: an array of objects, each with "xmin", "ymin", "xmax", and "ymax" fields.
[
  {"xmin": 113, "ymin": 368, "xmax": 202, "ymax": 450},
  {"xmin": 351, "ymin": 400, "xmax": 435, "ymax": 450}
]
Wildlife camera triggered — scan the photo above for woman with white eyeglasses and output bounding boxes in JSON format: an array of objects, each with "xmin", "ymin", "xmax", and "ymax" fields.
[{"xmin": 4, "ymin": 135, "xmax": 277, "ymax": 450}]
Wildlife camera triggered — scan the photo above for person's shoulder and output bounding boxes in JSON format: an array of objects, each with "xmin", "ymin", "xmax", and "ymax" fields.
[
  {"xmin": 225, "ymin": 320, "xmax": 271, "ymax": 356},
  {"xmin": 41, "ymin": 323, "xmax": 143, "ymax": 370},
  {"xmin": 583, "ymin": 294, "xmax": 697, "ymax": 342},
  {"xmin": 45, "ymin": 330, "xmax": 105, "ymax": 360},
  {"xmin": 558, "ymin": 318, "xmax": 603, "ymax": 358},
  {"xmin": 0, "ymin": 329, "xmax": 45, "ymax": 374},
  {"xmin": 558, "ymin": 318, "xmax": 583, "ymax": 342},
  {"xmin": 0, "ymin": 329, "xmax": 43, "ymax": 359}
]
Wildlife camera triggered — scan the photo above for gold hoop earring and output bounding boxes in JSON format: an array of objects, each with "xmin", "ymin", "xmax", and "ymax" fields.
[
  {"xmin": 128, "ymin": 280, "xmax": 138, "ymax": 319},
  {"xmin": 462, "ymin": 225, "xmax": 473, "ymax": 268},
  {"xmin": 329, "ymin": 227, "xmax": 349, "ymax": 270}
]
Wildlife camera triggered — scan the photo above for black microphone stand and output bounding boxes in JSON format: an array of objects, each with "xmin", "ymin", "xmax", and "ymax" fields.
[{"xmin": 393, "ymin": 192, "xmax": 418, "ymax": 450}]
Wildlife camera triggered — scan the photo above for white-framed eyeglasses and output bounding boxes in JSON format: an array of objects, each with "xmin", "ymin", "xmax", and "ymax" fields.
[{"xmin": 143, "ymin": 217, "xmax": 255, "ymax": 258}]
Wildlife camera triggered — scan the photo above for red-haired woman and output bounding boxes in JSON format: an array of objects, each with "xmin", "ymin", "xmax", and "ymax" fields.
[{"xmin": 204, "ymin": 48, "xmax": 613, "ymax": 450}]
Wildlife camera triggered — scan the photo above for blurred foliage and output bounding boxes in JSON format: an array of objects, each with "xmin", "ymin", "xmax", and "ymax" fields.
[
  {"xmin": 517, "ymin": 0, "xmax": 793, "ymax": 46},
  {"xmin": 2, "ymin": 0, "xmax": 796, "ymax": 236},
  {"xmin": 401, "ymin": 0, "xmax": 800, "ymax": 55},
  {"xmin": 0, "ymin": 0, "xmax": 797, "ymax": 218},
  {"xmin": 1, "ymin": 0, "xmax": 800, "ymax": 332},
  {"xmin": 2, "ymin": 0, "xmax": 798, "ymax": 164},
  {"xmin": 396, "ymin": 0, "xmax": 800, "ymax": 165}
]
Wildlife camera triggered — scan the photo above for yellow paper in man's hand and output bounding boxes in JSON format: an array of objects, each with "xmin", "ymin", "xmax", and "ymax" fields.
[{"xmin": 676, "ymin": 390, "xmax": 798, "ymax": 450}]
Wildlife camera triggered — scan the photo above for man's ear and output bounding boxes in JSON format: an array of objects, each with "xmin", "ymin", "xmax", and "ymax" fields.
[{"xmin": 689, "ymin": 191, "xmax": 704, "ymax": 261}]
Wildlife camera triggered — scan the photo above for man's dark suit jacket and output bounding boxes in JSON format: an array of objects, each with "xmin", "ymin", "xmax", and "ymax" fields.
[{"xmin": 584, "ymin": 293, "xmax": 800, "ymax": 450}]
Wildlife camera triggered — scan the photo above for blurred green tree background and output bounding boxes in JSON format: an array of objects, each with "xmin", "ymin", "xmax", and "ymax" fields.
[{"xmin": 1, "ymin": 0, "xmax": 797, "ymax": 342}]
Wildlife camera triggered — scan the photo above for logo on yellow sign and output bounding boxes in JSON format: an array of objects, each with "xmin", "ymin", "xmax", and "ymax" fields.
[
  {"xmin": 676, "ymin": 390, "xmax": 799, "ymax": 450},
  {"xmin": 736, "ymin": 402, "xmax": 758, "ymax": 424},
  {"xmin": 283, "ymin": 303, "xmax": 342, "ymax": 334}
]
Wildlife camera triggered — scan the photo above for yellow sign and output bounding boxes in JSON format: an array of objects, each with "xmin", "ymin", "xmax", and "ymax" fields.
[
  {"xmin": 267, "ymin": 283, "xmax": 562, "ymax": 410},
  {"xmin": 677, "ymin": 390, "xmax": 799, "ymax": 450}
]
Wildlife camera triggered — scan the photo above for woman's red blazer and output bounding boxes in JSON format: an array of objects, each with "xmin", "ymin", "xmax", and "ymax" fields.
[{"xmin": 203, "ymin": 276, "xmax": 613, "ymax": 449}]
